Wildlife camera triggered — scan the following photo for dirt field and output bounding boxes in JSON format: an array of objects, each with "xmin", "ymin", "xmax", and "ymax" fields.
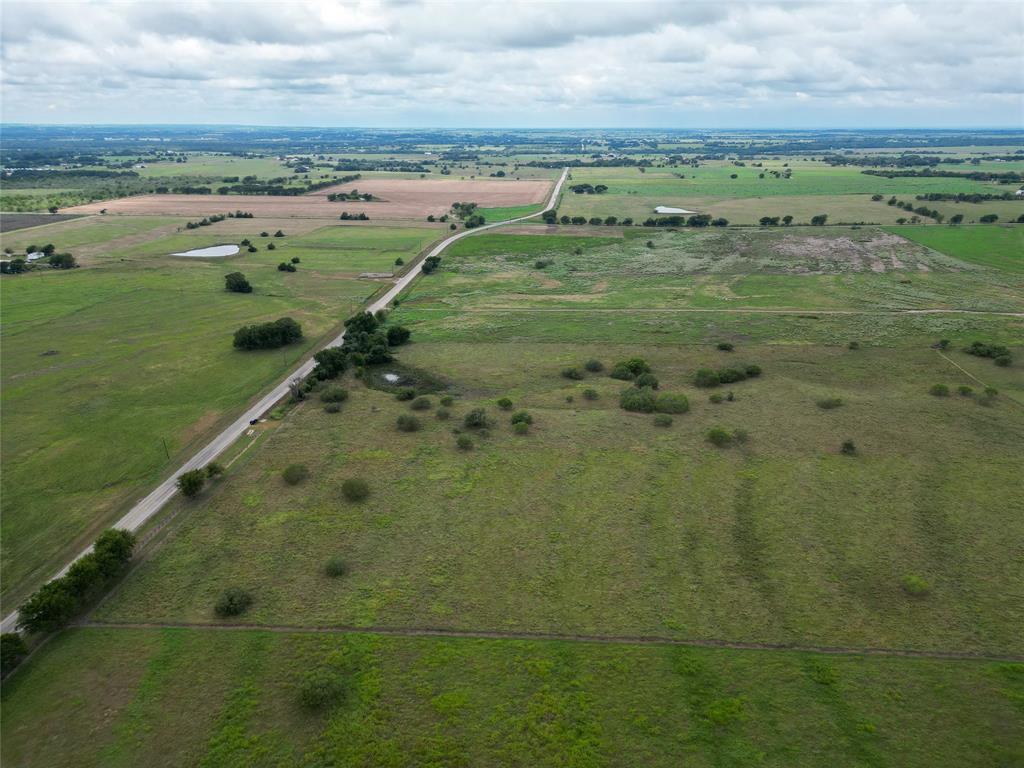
[{"xmin": 62, "ymin": 178, "xmax": 552, "ymax": 220}]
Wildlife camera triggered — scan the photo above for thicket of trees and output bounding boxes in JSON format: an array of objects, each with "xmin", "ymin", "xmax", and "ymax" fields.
[{"xmin": 233, "ymin": 317, "xmax": 303, "ymax": 350}]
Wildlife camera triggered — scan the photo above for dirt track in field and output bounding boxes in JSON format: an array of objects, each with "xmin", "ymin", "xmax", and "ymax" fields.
[{"xmin": 62, "ymin": 178, "xmax": 552, "ymax": 220}]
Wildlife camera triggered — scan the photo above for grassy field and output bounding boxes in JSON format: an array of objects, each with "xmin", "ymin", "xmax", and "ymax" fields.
[
  {"xmin": 0, "ymin": 224, "xmax": 439, "ymax": 605},
  {"xmin": 886, "ymin": 225, "xmax": 1024, "ymax": 273},
  {"xmin": 3, "ymin": 627, "xmax": 1021, "ymax": 768}
]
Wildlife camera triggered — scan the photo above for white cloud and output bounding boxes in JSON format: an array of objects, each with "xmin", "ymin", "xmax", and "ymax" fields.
[{"xmin": 0, "ymin": 0, "xmax": 1021, "ymax": 126}]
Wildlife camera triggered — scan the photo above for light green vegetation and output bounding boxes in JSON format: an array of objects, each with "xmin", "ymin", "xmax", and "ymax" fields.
[
  {"xmin": 395, "ymin": 229, "xmax": 1024, "ymax": 315},
  {"xmin": 0, "ymin": 224, "xmax": 436, "ymax": 604},
  {"xmin": 98, "ymin": 341, "xmax": 1024, "ymax": 654},
  {"xmin": 1, "ymin": 215, "xmax": 183, "ymax": 261},
  {"xmin": 3, "ymin": 627, "xmax": 1021, "ymax": 768},
  {"xmin": 129, "ymin": 155, "xmax": 289, "ymax": 179},
  {"xmin": 475, "ymin": 202, "xmax": 545, "ymax": 222},
  {"xmin": 886, "ymin": 225, "xmax": 1024, "ymax": 273}
]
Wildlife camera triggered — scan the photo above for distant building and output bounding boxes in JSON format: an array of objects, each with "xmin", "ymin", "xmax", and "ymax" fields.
[{"xmin": 1015, "ymin": 189, "xmax": 1024, "ymax": 197}]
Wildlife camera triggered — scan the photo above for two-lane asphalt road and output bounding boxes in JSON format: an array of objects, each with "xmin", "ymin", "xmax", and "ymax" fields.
[{"xmin": 1, "ymin": 167, "xmax": 568, "ymax": 634}]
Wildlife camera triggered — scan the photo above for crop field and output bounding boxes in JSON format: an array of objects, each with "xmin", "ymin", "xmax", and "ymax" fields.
[
  {"xmin": 2, "ymin": 134, "xmax": 1022, "ymax": 767},
  {"xmin": 0, "ymin": 224, "xmax": 439, "ymax": 605},
  {"xmin": 0, "ymin": 212, "xmax": 86, "ymax": 233}
]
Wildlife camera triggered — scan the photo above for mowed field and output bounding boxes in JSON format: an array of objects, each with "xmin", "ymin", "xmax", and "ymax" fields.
[
  {"xmin": 3, "ymin": 190, "xmax": 1022, "ymax": 765},
  {"xmin": 62, "ymin": 177, "xmax": 553, "ymax": 220},
  {"xmin": 0, "ymin": 220, "xmax": 441, "ymax": 605}
]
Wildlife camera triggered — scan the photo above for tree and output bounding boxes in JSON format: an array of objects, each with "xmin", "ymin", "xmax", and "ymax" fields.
[
  {"xmin": 48, "ymin": 206, "xmax": 59, "ymax": 214},
  {"xmin": 312, "ymin": 347, "xmax": 347, "ymax": 380},
  {"xmin": 782, "ymin": 215, "xmax": 793, "ymax": 225},
  {"xmin": 282, "ymin": 464, "xmax": 309, "ymax": 485},
  {"xmin": 224, "ymin": 272, "xmax": 253, "ymax": 293},
  {"xmin": 342, "ymin": 478, "xmax": 370, "ymax": 501},
  {"xmin": 810, "ymin": 214, "xmax": 828, "ymax": 226},
  {"xmin": 214, "ymin": 588, "xmax": 253, "ymax": 617},
  {"xmin": 233, "ymin": 317, "xmax": 303, "ymax": 350},
  {"xmin": 1, "ymin": 633, "xmax": 28, "ymax": 675},
  {"xmin": 49, "ymin": 253, "xmax": 77, "ymax": 269},
  {"xmin": 979, "ymin": 214, "xmax": 998, "ymax": 223},
  {"xmin": 949, "ymin": 214, "xmax": 963, "ymax": 225},
  {"xmin": 422, "ymin": 255, "xmax": 442, "ymax": 274},
  {"xmin": 177, "ymin": 469, "xmax": 206, "ymax": 497},
  {"xmin": 386, "ymin": 326, "xmax": 411, "ymax": 346},
  {"xmin": 92, "ymin": 529, "xmax": 136, "ymax": 577},
  {"xmin": 463, "ymin": 408, "xmax": 489, "ymax": 429},
  {"xmin": 17, "ymin": 581, "xmax": 77, "ymax": 634}
]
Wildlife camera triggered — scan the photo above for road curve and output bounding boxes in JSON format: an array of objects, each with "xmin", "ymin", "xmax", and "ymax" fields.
[{"xmin": 1, "ymin": 168, "xmax": 568, "ymax": 634}]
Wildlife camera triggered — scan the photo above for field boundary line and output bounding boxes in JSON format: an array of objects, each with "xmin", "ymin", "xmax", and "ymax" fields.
[
  {"xmin": 402, "ymin": 307, "xmax": 1024, "ymax": 317},
  {"xmin": 75, "ymin": 620, "xmax": 1024, "ymax": 662}
]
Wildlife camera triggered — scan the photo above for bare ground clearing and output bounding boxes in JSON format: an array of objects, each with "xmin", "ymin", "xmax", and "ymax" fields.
[{"xmin": 63, "ymin": 178, "xmax": 551, "ymax": 220}]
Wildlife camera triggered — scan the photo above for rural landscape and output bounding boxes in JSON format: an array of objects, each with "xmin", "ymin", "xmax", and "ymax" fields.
[{"xmin": 1, "ymin": 2, "xmax": 1022, "ymax": 766}]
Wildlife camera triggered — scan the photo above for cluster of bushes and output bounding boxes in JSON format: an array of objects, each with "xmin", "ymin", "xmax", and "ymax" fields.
[
  {"xmin": 569, "ymin": 183, "xmax": 608, "ymax": 194},
  {"xmin": 304, "ymin": 312, "xmax": 412, "ymax": 389},
  {"xmin": 620, "ymin": 388, "xmax": 689, "ymax": 414},
  {"xmin": 757, "ymin": 215, "xmax": 795, "ymax": 226},
  {"xmin": 16, "ymin": 529, "xmax": 136, "ymax": 635},
  {"xmin": 233, "ymin": 317, "xmax": 303, "ymax": 350},
  {"xmin": 421, "ymin": 255, "xmax": 442, "ymax": 274},
  {"xmin": 338, "ymin": 212, "xmax": 370, "ymax": 220},
  {"xmin": 556, "ymin": 215, "xmax": 635, "ymax": 226},
  {"xmin": 965, "ymin": 341, "xmax": 1012, "ymax": 367},
  {"xmin": 177, "ymin": 463, "xmax": 224, "ymax": 498},
  {"xmin": 277, "ymin": 261, "xmax": 297, "ymax": 272},
  {"xmin": 184, "ymin": 213, "xmax": 226, "ymax": 229},
  {"xmin": 694, "ymin": 365, "xmax": 761, "ymax": 388},
  {"xmin": 327, "ymin": 189, "xmax": 373, "ymax": 202},
  {"xmin": 215, "ymin": 588, "xmax": 253, "ymax": 618},
  {"xmin": 706, "ymin": 426, "xmax": 749, "ymax": 448},
  {"xmin": 224, "ymin": 272, "xmax": 252, "ymax": 293},
  {"xmin": 642, "ymin": 214, "xmax": 727, "ymax": 228},
  {"xmin": 881, "ymin": 197, "xmax": 944, "ymax": 222}
]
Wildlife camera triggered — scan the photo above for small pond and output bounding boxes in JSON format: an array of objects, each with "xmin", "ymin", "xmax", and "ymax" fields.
[{"xmin": 172, "ymin": 244, "xmax": 240, "ymax": 258}]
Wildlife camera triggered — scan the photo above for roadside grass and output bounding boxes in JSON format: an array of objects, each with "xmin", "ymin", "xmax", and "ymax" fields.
[
  {"xmin": 0, "ymin": 225, "xmax": 434, "ymax": 605},
  {"xmin": 2, "ymin": 627, "xmax": 1021, "ymax": 768},
  {"xmin": 474, "ymin": 202, "xmax": 546, "ymax": 222},
  {"xmin": 885, "ymin": 225, "xmax": 1024, "ymax": 273},
  {"xmin": 95, "ymin": 342, "xmax": 1024, "ymax": 655}
]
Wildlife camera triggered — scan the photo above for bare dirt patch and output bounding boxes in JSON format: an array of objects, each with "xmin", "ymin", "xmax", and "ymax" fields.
[{"xmin": 65, "ymin": 179, "xmax": 551, "ymax": 221}]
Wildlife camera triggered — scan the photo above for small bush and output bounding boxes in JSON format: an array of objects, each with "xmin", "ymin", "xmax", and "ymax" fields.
[
  {"xmin": 463, "ymin": 408, "xmax": 490, "ymax": 429},
  {"xmin": 655, "ymin": 392, "xmax": 690, "ymax": 414},
  {"xmin": 298, "ymin": 669, "xmax": 346, "ymax": 711},
  {"xmin": 694, "ymin": 369, "xmax": 720, "ymax": 388},
  {"xmin": 510, "ymin": 410, "xmax": 533, "ymax": 425},
  {"xmin": 324, "ymin": 402, "xmax": 341, "ymax": 413},
  {"xmin": 584, "ymin": 359, "xmax": 604, "ymax": 372},
  {"xmin": 342, "ymin": 478, "xmax": 370, "ymax": 501},
  {"xmin": 994, "ymin": 355, "xmax": 1012, "ymax": 367},
  {"xmin": 439, "ymin": 395, "xmax": 454, "ymax": 407},
  {"xmin": 214, "ymin": 588, "xmax": 253, "ymax": 618},
  {"xmin": 619, "ymin": 358, "xmax": 651, "ymax": 376},
  {"xmin": 497, "ymin": 397, "xmax": 513, "ymax": 410},
  {"xmin": 283, "ymin": 464, "xmax": 309, "ymax": 485},
  {"xmin": 709, "ymin": 393, "xmax": 723, "ymax": 404},
  {"xmin": 732, "ymin": 429, "xmax": 749, "ymax": 444},
  {"xmin": 634, "ymin": 372, "xmax": 659, "ymax": 389},
  {"xmin": 177, "ymin": 469, "xmax": 206, "ymax": 498},
  {"xmin": 410, "ymin": 396, "xmax": 432, "ymax": 411},
  {"xmin": 841, "ymin": 440, "xmax": 857, "ymax": 455},
  {"xmin": 929, "ymin": 384, "xmax": 950, "ymax": 397},
  {"xmin": 513, "ymin": 421, "xmax": 529, "ymax": 435},
  {"xmin": 561, "ymin": 367, "xmax": 584, "ymax": 380},
  {"xmin": 205, "ymin": 462, "xmax": 225, "ymax": 478},
  {"xmin": 396, "ymin": 414, "xmax": 421, "ymax": 432},
  {"xmin": 582, "ymin": 388, "xmax": 599, "ymax": 400},
  {"xmin": 848, "ymin": 341, "xmax": 860, "ymax": 350},
  {"xmin": 706, "ymin": 427, "xmax": 733, "ymax": 447},
  {"xmin": 744, "ymin": 364, "xmax": 762, "ymax": 378},
  {"xmin": 717, "ymin": 367, "xmax": 747, "ymax": 384},
  {"xmin": 957, "ymin": 385, "xmax": 974, "ymax": 397},
  {"xmin": 325, "ymin": 557, "xmax": 347, "ymax": 577},
  {"xmin": 716, "ymin": 342, "xmax": 734, "ymax": 351},
  {"xmin": 395, "ymin": 388, "xmax": 416, "ymax": 401},
  {"xmin": 619, "ymin": 387, "xmax": 657, "ymax": 413},
  {"xmin": 1, "ymin": 633, "xmax": 28, "ymax": 675},
  {"xmin": 436, "ymin": 407, "xmax": 450, "ymax": 420},
  {"xmin": 816, "ymin": 397, "xmax": 843, "ymax": 410},
  {"xmin": 456, "ymin": 435, "xmax": 474, "ymax": 450},
  {"xmin": 609, "ymin": 364, "xmax": 635, "ymax": 381},
  {"xmin": 901, "ymin": 574, "xmax": 931, "ymax": 597},
  {"xmin": 726, "ymin": 391, "xmax": 735, "ymax": 401},
  {"xmin": 653, "ymin": 414, "xmax": 673, "ymax": 427},
  {"xmin": 320, "ymin": 386, "xmax": 348, "ymax": 403}
]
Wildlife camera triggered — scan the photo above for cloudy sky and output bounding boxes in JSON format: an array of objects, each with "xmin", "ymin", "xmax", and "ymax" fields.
[{"xmin": 1, "ymin": 0, "xmax": 1022, "ymax": 127}]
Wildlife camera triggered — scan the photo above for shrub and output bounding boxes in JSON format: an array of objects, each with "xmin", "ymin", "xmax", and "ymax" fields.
[
  {"xmin": 929, "ymin": 384, "xmax": 950, "ymax": 397},
  {"xmin": 440, "ymin": 395, "xmax": 454, "ymax": 407},
  {"xmin": 436, "ymin": 407, "xmax": 450, "ymax": 420},
  {"xmin": 233, "ymin": 317, "xmax": 302, "ymax": 350},
  {"xmin": 282, "ymin": 464, "xmax": 309, "ymax": 485},
  {"xmin": 706, "ymin": 427, "xmax": 733, "ymax": 447},
  {"xmin": 717, "ymin": 368, "xmax": 747, "ymax": 384},
  {"xmin": 1, "ymin": 633, "xmax": 28, "ymax": 675},
  {"xmin": 619, "ymin": 358, "xmax": 651, "ymax": 376},
  {"xmin": 936, "ymin": 339, "xmax": 950, "ymax": 350},
  {"xmin": 214, "ymin": 588, "xmax": 253, "ymax": 618},
  {"xmin": 410, "ymin": 396, "xmax": 432, "ymax": 411},
  {"xmin": 396, "ymin": 414, "xmax": 421, "ymax": 432},
  {"xmin": 653, "ymin": 414, "xmax": 673, "ymax": 427},
  {"xmin": 582, "ymin": 388, "xmax": 599, "ymax": 400},
  {"xmin": 298, "ymin": 669, "xmax": 346, "ymax": 711},
  {"xmin": 634, "ymin": 372, "xmax": 659, "ymax": 389},
  {"xmin": 177, "ymin": 469, "xmax": 206, "ymax": 498},
  {"xmin": 994, "ymin": 355, "xmax": 1012, "ymax": 367},
  {"xmin": 732, "ymin": 429, "xmax": 749, "ymax": 444},
  {"xmin": 513, "ymin": 421, "xmax": 529, "ymax": 435},
  {"xmin": 395, "ymin": 388, "xmax": 416, "ymax": 401},
  {"xmin": 609, "ymin": 364, "xmax": 635, "ymax": 381},
  {"xmin": 726, "ymin": 391, "xmax": 735, "ymax": 401},
  {"xmin": 816, "ymin": 397, "xmax": 843, "ymax": 410},
  {"xmin": 584, "ymin": 359, "xmax": 604, "ymax": 372},
  {"xmin": 342, "ymin": 478, "xmax": 370, "ymax": 501},
  {"xmin": 655, "ymin": 393, "xmax": 689, "ymax": 414},
  {"xmin": 386, "ymin": 326, "xmax": 411, "ymax": 346},
  {"xmin": 224, "ymin": 272, "xmax": 253, "ymax": 293},
  {"xmin": 957, "ymin": 385, "xmax": 974, "ymax": 397},
  {"xmin": 497, "ymin": 397, "xmax": 513, "ymax": 410},
  {"xmin": 619, "ymin": 387, "xmax": 657, "ymax": 413},
  {"xmin": 463, "ymin": 408, "xmax": 490, "ymax": 429},
  {"xmin": 561, "ymin": 367, "xmax": 584, "ymax": 380},
  {"xmin": 510, "ymin": 410, "xmax": 533, "ymax": 425},
  {"xmin": 965, "ymin": 341, "xmax": 1009, "ymax": 359},
  {"xmin": 716, "ymin": 342, "xmax": 734, "ymax": 351},
  {"xmin": 901, "ymin": 575, "xmax": 931, "ymax": 597},
  {"xmin": 848, "ymin": 341, "xmax": 860, "ymax": 350},
  {"xmin": 324, "ymin": 402, "xmax": 341, "ymax": 413},
  {"xmin": 325, "ymin": 557, "xmax": 347, "ymax": 578},
  {"xmin": 320, "ymin": 386, "xmax": 348, "ymax": 403},
  {"xmin": 710, "ymin": 393, "xmax": 723, "ymax": 404},
  {"xmin": 841, "ymin": 440, "xmax": 857, "ymax": 455},
  {"xmin": 694, "ymin": 369, "xmax": 720, "ymax": 388},
  {"xmin": 205, "ymin": 462, "xmax": 225, "ymax": 478},
  {"xmin": 744, "ymin": 364, "xmax": 762, "ymax": 378},
  {"xmin": 456, "ymin": 435, "xmax": 474, "ymax": 450}
]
